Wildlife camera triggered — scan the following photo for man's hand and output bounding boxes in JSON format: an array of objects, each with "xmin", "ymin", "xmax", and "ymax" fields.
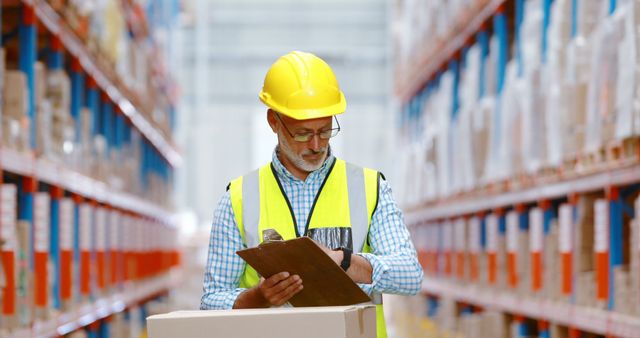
[
  {"xmin": 314, "ymin": 241, "xmax": 373, "ymax": 284},
  {"xmin": 233, "ymin": 272, "xmax": 303, "ymax": 308}
]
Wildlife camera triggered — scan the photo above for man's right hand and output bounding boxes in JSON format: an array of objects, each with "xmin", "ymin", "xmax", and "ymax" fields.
[{"xmin": 233, "ymin": 272, "xmax": 303, "ymax": 308}]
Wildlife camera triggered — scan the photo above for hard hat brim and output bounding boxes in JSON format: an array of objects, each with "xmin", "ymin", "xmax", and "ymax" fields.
[{"xmin": 259, "ymin": 92, "xmax": 346, "ymax": 120}]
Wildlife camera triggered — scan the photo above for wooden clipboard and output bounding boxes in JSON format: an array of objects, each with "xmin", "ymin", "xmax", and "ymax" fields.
[{"xmin": 236, "ymin": 237, "xmax": 371, "ymax": 307}]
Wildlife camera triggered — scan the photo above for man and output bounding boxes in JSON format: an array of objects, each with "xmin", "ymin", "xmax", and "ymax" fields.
[{"xmin": 201, "ymin": 51, "xmax": 422, "ymax": 337}]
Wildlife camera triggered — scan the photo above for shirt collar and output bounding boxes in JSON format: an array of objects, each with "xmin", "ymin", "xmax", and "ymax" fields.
[{"xmin": 272, "ymin": 146, "xmax": 335, "ymax": 183}]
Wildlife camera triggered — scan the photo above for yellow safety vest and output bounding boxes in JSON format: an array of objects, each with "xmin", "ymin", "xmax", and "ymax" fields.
[{"xmin": 228, "ymin": 158, "xmax": 387, "ymax": 337}]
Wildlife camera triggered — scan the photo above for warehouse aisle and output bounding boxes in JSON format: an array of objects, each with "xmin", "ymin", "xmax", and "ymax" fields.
[{"xmin": 2, "ymin": 0, "xmax": 640, "ymax": 338}]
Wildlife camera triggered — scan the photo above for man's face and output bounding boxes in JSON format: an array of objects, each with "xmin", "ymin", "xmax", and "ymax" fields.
[{"xmin": 268, "ymin": 111, "xmax": 333, "ymax": 172}]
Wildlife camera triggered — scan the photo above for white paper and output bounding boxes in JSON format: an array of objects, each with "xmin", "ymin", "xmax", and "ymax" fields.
[
  {"xmin": 469, "ymin": 217, "xmax": 481, "ymax": 253},
  {"xmin": 487, "ymin": 214, "xmax": 498, "ymax": 252},
  {"xmin": 595, "ymin": 199, "xmax": 609, "ymax": 253},
  {"xmin": 454, "ymin": 218, "xmax": 466, "ymax": 251},
  {"xmin": 529, "ymin": 208, "xmax": 544, "ymax": 252},
  {"xmin": 110, "ymin": 210, "xmax": 120, "ymax": 251},
  {"xmin": 59, "ymin": 198, "xmax": 74, "ymax": 250},
  {"xmin": 506, "ymin": 211, "xmax": 519, "ymax": 252},
  {"xmin": 95, "ymin": 207, "xmax": 106, "ymax": 251},
  {"xmin": 0, "ymin": 184, "xmax": 17, "ymax": 250},
  {"xmin": 79, "ymin": 204, "xmax": 92, "ymax": 251},
  {"xmin": 559, "ymin": 204, "xmax": 573, "ymax": 253},
  {"xmin": 34, "ymin": 193, "xmax": 50, "ymax": 252}
]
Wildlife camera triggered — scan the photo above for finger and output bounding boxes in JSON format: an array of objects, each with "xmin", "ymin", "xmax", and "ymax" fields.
[
  {"xmin": 271, "ymin": 277, "xmax": 303, "ymax": 303},
  {"xmin": 262, "ymin": 272, "xmax": 290, "ymax": 288},
  {"xmin": 272, "ymin": 282, "xmax": 304, "ymax": 306},
  {"xmin": 263, "ymin": 275, "xmax": 300, "ymax": 298}
]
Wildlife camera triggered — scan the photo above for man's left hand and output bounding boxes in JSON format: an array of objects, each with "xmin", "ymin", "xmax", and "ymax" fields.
[{"xmin": 312, "ymin": 240, "xmax": 372, "ymax": 284}]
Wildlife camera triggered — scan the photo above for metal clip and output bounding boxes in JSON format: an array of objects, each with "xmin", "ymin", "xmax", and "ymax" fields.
[{"xmin": 262, "ymin": 228, "xmax": 284, "ymax": 243}]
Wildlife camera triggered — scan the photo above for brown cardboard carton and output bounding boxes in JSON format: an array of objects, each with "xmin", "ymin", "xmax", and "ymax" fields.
[{"xmin": 147, "ymin": 306, "xmax": 376, "ymax": 338}]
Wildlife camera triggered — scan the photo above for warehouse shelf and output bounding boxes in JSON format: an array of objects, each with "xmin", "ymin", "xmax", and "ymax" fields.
[
  {"xmin": 405, "ymin": 163, "xmax": 640, "ymax": 225},
  {"xmin": 4, "ymin": 269, "xmax": 182, "ymax": 338},
  {"xmin": 23, "ymin": 0, "xmax": 182, "ymax": 168},
  {"xmin": 395, "ymin": 0, "xmax": 506, "ymax": 103},
  {"xmin": 422, "ymin": 277, "xmax": 640, "ymax": 338},
  {"xmin": 1, "ymin": 147, "xmax": 176, "ymax": 226}
]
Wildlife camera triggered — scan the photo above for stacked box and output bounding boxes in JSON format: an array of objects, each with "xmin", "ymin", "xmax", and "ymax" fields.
[
  {"xmin": 544, "ymin": 0, "xmax": 573, "ymax": 167},
  {"xmin": 459, "ymin": 313, "xmax": 483, "ymax": 338},
  {"xmin": 574, "ymin": 194, "xmax": 597, "ymax": 306},
  {"xmin": 434, "ymin": 296, "xmax": 457, "ymax": 334},
  {"xmin": 585, "ymin": 15, "xmax": 621, "ymax": 152},
  {"xmin": 46, "ymin": 68, "xmax": 74, "ymax": 161},
  {"xmin": 613, "ymin": 1, "xmax": 637, "ymax": 140},
  {"xmin": 480, "ymin": 311, "xmax": 508, "ymax": 338},
  {"xmin": 0, "ymin": 185, "xmax": 18, "ymax": 331},
  {"xmin": 16, "ymin": 220, "xmax": 32, "ymax": 329},
  {"xmin": 33, "ymin": 193, "xmax": 51, "ymax": 320},
  {"xmin": 2, "ymin": 70, "xmax": 31, "ymax": 152},
  {"xmin": 563, "ymin": 38, "xmax": 590, "ymax": 161},
  {"xmin": 77, "ymin": 107, "xmax": 94, "ymax": 175},
  {"xmin": 454, "ymin": 218, "xmax": 468, "ymax": 281},
  {"xmin": 543, "ymin": 219, "xmax": 561, "ymax": 300},
  {"xmin": 631, "ymin": 197, "xmax": 640, "ymax": 315},
  {"xmin": 35, "ymin": 62, "xmax": 54, "ymax": 157},
  {"xmin": 613, "ymin": 266, "xmax": 632, "ymax": 314}
]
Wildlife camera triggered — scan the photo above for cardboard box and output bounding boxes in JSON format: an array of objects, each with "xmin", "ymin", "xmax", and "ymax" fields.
[{"xmin": 147, "ymin": 306, "xmax": 376, "ymax": 338}]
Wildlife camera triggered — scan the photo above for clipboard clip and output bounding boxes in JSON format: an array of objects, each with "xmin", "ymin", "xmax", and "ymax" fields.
[{"xmin": 262, "ymin": 228, "xmax": 284, "ymax": 243}]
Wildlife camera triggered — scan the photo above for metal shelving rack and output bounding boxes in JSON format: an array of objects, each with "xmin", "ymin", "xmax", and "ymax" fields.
[
  {"xmin": 6, "ymin": 270, "xmax": 181, "ymax": 338},
  {"xmin": 395, "ymin": 0, "xmax": 507, "ymax": 104},
  {"xmin": 421, "ymin": 277, "xmax": 640, "ymax": 338},
  {"xmin": 1, "ymin": 148, "xmax": 176, "ymax": 226},
  {"xmin": 0, "ymin": 1, "xmax": 182, "ymax": 337},
  {"xmin": 396, "ymin": 0, "xmax": 640, "ymax": 337},
  {"xmin": 26, "ymin": 0, "xmax": 182, "ymax": 168}
]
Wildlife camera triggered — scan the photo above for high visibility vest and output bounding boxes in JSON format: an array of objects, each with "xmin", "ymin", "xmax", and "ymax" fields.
[{"xmin": 229, "ymin": 158, "xmax": 387, "ymax": 337}]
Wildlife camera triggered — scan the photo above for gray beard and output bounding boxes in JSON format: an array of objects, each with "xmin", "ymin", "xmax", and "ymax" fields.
[{"xmin": 278, "ymin": 133, "xmax": 328, "ymax": 172}]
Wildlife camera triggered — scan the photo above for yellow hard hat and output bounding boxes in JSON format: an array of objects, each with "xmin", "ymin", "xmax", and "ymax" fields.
[{"xmin": 259, "ymin": 51, "xmax": 346, "ymax": 120}]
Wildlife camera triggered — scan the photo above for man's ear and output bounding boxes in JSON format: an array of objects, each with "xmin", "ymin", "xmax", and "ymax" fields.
[{"xmin": 267, "ymin": 109, "xmax": 278, "ymax": 133}]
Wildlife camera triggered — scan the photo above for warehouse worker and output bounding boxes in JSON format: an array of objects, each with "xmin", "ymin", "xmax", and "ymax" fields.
[{"xmin": 200, "ymin": 51, "xmax": 423, "ymax": 337}]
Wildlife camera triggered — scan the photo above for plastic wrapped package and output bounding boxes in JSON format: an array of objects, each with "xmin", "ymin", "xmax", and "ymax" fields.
[
  {"xmin": 576, "ymin": 0, "xmax": 609, "ymax": 39},
  {"xmin": 504, "ymin": 62, "xmax": 525, "ymax": 177},
  {"xmin": 543, "ymin": 0, "xmax": 573, "ymax": 167},
  {"xmin": 420, "ymin": 99, "xmax": 439, "ymax": 202},
  {"xmin": 486, "ymin": 60, "xmax": 520, "ymax": 181},
  {"xmin": 586, "ymin": 16, "xmax": 621, "ymax": 152},
  {"xmin": 457, "ymin": 45, "xmax": 481, "ymax": 191},
  {"xmin": 47, "ymin": 69, "xmax": 75, "ymax": 162},
  {"xmin": 563, "ymin": 37, "xmax": 591, "ymax": 161},
  {"xmin": 522, "ymin": 66, "xmax": 547, "ymax": 174},
  {"xmin": 35, "ymin": 62, "xmax": 54, "ymax": 158},
  {"xmin": 615, "ymin": 1, "xmax": 637, "ymax": 140},
  {"xmin": 472, "ymin": 97, "xmax": 493, "ymax": 187},
  {"xmin": 484, "ymin": 37, "xmax": 501, "ymax": 183},
  {"xmin": 543, "ymin": 65, "xmax": 567, "ymax": 167},
  {"xmin": 435, "ymin": 73, "xmax": 453, "ymax": 198}
]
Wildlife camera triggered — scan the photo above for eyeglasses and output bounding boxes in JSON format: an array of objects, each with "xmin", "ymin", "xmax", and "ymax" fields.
[{"xmin": 275, "ymin": 113, "xmax": 341, "ymax": 142}]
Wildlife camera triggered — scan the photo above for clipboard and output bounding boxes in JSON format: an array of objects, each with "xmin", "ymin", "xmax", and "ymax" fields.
[{"xmin": 236, "ymin": 237, "xmax": 371, "ymax": 307}]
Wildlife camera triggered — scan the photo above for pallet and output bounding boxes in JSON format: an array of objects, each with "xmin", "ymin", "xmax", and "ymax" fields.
[{"xmin": 605, "ymin": 137, "xmax": 640, "ymax": 165}]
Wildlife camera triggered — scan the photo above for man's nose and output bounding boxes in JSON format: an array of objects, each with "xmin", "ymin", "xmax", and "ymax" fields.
[{"xmin": 309, "ymin": 134, "xmax": 321, "ymax": 151}]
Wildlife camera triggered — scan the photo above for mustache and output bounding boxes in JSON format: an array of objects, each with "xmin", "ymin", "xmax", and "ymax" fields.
[{"xmin": 302, "ymin": 147, "xmax": 327, "ymax": 156}]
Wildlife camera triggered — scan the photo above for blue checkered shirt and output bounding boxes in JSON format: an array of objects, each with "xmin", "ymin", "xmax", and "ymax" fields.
[{"xmin": 200, "ymin": 149, "xmax": 423, "ymax": 309}]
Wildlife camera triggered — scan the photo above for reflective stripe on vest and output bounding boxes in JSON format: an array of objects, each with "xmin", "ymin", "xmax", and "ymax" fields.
[
  {"xmin": 229, "ymin": 158, "xmax": 388, "ymax": 338},
  {"xmin": 239, "ymin": 160, "xmax": 370, "ymax": 251}
]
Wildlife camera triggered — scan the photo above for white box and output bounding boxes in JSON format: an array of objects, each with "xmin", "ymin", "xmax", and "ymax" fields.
[{"xmin": 147, "ymin": 306, "xmax": 376, "ymax": 338}]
